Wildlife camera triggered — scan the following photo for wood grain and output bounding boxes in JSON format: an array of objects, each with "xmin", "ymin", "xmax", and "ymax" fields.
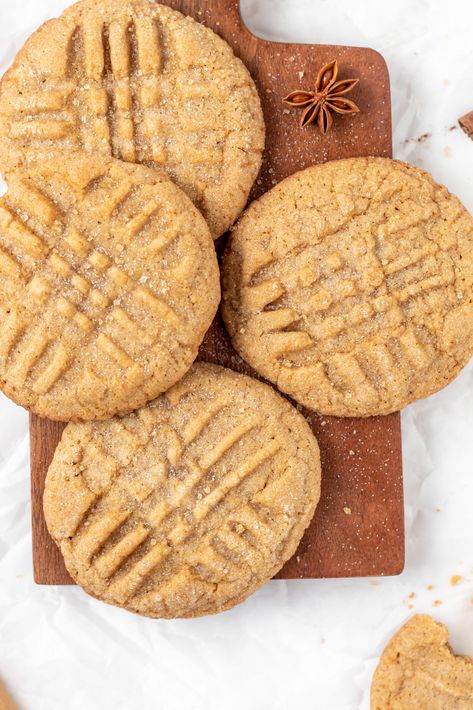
[{"xmin": 29, "ymin": 0, "xmax": 404, "ymax": 584}]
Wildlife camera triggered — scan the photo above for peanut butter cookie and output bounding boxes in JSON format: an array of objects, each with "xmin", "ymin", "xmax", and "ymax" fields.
[
  {"xmin": 43, "ymin": 363, "xmax": 321, "ymax": 618},
  {"xmin": 0, "ymin": 0, "xmax": 264, "ymax": 238},
  {"xmin": 222, "ymin": 158, "xmax": 473, "ymax": 416},
  {"xmin": 0, "ymin": 678, "xmax": 19, "ymax": 710},
  {"xmin": 0, "ymin": 152, "xmax": 219, "ymax": 420},
  {"xmin": 371, "ymin": 615, "xmax": 473, "ymax": 709}
]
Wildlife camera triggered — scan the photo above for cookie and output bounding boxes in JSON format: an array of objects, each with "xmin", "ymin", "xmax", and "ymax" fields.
[
  {"xmin": 0, "ymin": 152, "xmax": 219, "ymax": 421},
  {"xmin": 43, "ymin": 362, "xmax": 321, "ymax": 618},
  {"xmin": 0, "ymin": 0, "xmax": 264, "ymax": 238},
  {"xmin": 371, "ymin": 615, "xmax": 473, "ymax": 709},
  {"xmin": 222, "ymin": 157, "xmax": 473, "ymax": 417},
  {"xmin": 0, "ymin": 679, "xmax": 19, "ymax": 710}
]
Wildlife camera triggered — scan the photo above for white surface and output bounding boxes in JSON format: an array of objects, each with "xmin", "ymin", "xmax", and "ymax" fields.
[{"xmin": 1, "ymin": 0, "xmax": 473, "ymax": 708}]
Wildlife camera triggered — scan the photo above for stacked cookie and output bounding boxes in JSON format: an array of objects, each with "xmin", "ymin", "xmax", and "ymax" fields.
[
  {"xmin": 44, "ymin": 364, "xmax": 320, "ymax": 618},
  {"xmin": 0, "ymin": 0, "xmax": 322, "ymax": 618},
  {"xmin": 222, "ymin": 157, "xmax": 473, "ymax": 417},
  {"xmin": 0, "ymin": 0, "xmax": 264, "ymax": 239},
  {"xmin": 0, "ymin": 0, "xmax": 269, "ymax": 423},
  {"xmin": 0, "ymin": 155, "xmax": 220, "ymax": 420}
]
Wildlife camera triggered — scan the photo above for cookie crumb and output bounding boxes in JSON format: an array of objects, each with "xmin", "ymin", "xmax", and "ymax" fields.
[
  {"xmin": 450, "ymin": 575, "xmax": 462, "ymax": 586},
  {"xmin": 402, "ymin": 132, "xmax": 431, "ymax": 145},
  {"xmin": 343, "ymin": 506, "xmax": 352, "ymax": 515},
  {"xmin": 433, "ymin": 599, "xmax": 443, "ymax": 607}
]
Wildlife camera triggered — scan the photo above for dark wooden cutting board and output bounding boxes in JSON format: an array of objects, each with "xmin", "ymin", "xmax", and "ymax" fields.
[{"xmin": 29, "ymin": 0, "xmax": 404, "ymax": 584}]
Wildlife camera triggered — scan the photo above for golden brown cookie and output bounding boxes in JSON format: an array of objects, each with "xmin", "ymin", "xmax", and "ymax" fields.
[
  {"xmin": 0, "ymin": 678, "xmax": 19, "ymax": 710},
  {"xmin": 0, "ymin": 0, "xmax": 264, "ymax": 238},
  {"xmin": 0, "ymin": 152, "xmax": 219, "ymax": 421},
  {"xmin": 43, "ymin": 363, "xmax": 321, "ymax": 618},
  {"xmin": 222, "ymin": 157, "xmax": 473, "ymax": 417},
  {"xmin": 371, "ymin": 614, "xmax": 473, "ymax": 709}
]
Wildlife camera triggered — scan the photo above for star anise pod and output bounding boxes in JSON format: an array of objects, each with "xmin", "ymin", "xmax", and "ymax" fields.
[{"xmin": 283, "ymin": 59, "xmax": 359, "ymax": 133}]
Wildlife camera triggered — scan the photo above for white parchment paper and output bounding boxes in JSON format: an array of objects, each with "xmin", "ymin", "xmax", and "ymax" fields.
[{"xmin": 1, "ymin": 1, "xmax": 473, "ymax": 708}]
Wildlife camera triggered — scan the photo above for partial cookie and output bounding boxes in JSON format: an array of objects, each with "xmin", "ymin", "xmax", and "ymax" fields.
[
  {"xmin": 0, "ymin": 153, "xmax": 219, "ymax": 421},
  {"xmin": 43, "ymin": 363, "xmax": 321, "ymax": 618},
  {"xmin": 222, "ymin": 157, "xmax": 473, "ymax": 417},
  {"xmin": 0, "ymin": 678, "xmax": 19, "ymax": 710},
  {"xmin": 371, "ymin": 615, "xmax": 473, "ymax": 709},
  {"xmin": 0, "ymin": 0, "xmax": 264, "ymax": 238}
]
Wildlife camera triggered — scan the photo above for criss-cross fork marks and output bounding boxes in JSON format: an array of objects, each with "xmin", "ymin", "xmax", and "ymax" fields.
[
  {"xmin": 8, "ymin": 82, "xmax": 79, "ymax": 149},
  {"xmin": 306, "ymin": 332, "xmax": 431, "ymax": 405},
  {"xmin": 65, "ymin": 398, "xmax": 282, "ymax": 604},
  {"xmin": 133, "ymin": 495, "xmax": 286, "ymax": 613},
  {"xmin": 7, "ymin": 13, "xmax": 164, "ymax": 164},
  {"xmin": 70, "ymin": 15, "xmax": 164, "ymax": 164},
  {"xmin": 4, "ymin": 6, "xmax": 227, "ymax": 194},
  {"xmin": 243, "ymin": 230, "xmax": 457, "ymax": 399},
  {"xmin": 0, "ymin": 174, "xmax": 181, "ymax": 397}
]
